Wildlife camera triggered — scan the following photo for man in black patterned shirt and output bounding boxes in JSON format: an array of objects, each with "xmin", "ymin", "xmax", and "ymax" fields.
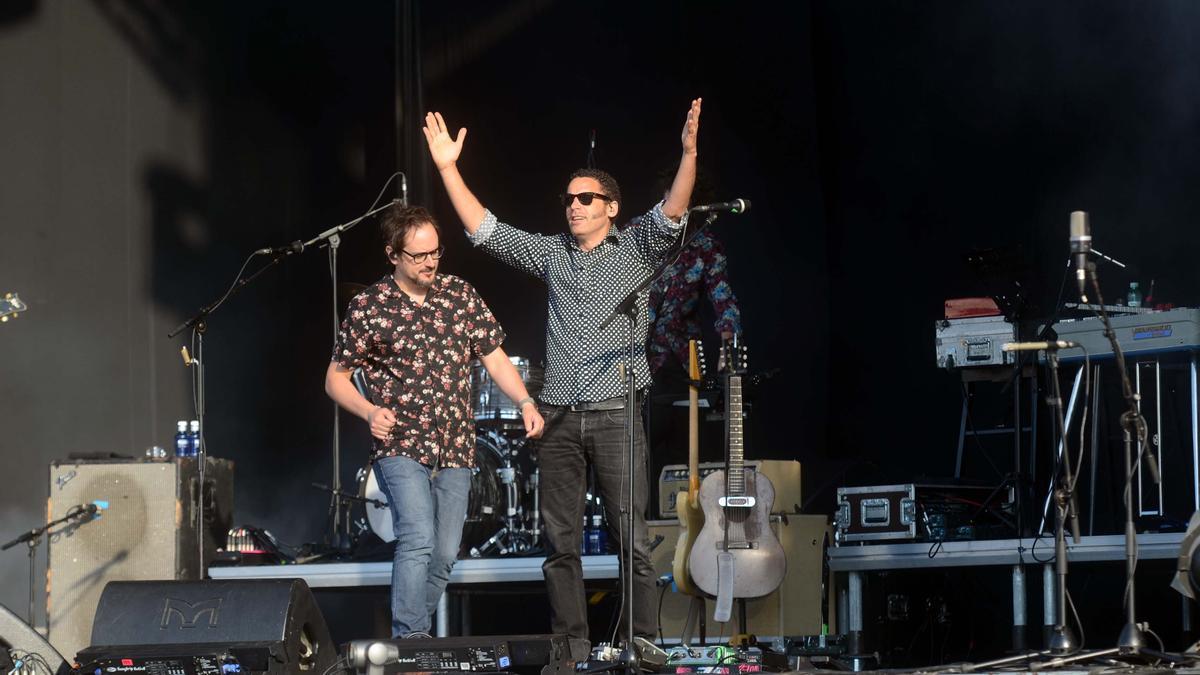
[{"xmin": 422, "ymin": 100, "xmax": 701, "ymax": 644}]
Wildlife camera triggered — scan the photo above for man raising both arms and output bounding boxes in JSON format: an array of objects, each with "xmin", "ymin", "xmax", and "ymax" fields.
[{"xmin": 422, "ymin": 99, "xmax": 701, "ymax": 645}]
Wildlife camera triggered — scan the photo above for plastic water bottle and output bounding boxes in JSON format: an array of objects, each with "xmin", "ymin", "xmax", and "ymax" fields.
[
  {"xmin": 1127, "ymin": 282, "xmax": 1143, "ymax": 308},
  {"xmin": 174, "ymin": 421, "xmax": 190, "ymax": 457},
  {"xmin": 588, "ymin": 514, "xmax": 607, "ymax": 555},
  {"xmin": 188, "ymin": 420, "xmax": 201, "ymax": 457}
]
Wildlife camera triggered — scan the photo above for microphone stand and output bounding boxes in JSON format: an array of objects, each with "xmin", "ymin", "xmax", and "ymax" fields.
[
  {"xmin": 598, "ymin": 210, "xmax": 718, "ymax": 672},
  {"xmin": 1014, "ymin": 262, "xmax": 1186, "ymax": 670},
  {"xmin": 1042, "ymin": 343, "xmax": 1081, "ymax": 653},
  {"xmin": 1084, "ymin": 264, "xmax": 1160, "ymax": 656},
  {"xmin": 168, "ymin": 199, "xmax": 397, "ymax": 572},
  {"xmin": 309, "ymin": 200, "xmax": 398, "ymax": 554},
  {"xmin": 2, "ymin": 506, "xmax": 102, "ymax": 626}
]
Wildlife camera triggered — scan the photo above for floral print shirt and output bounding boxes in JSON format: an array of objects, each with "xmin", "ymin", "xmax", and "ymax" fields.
[
  {"xmin": 333, "ymin": 273, "xmax": 504, "ymax": 467},
  {"xmin": 626, "ymin": 225, "xmax": 742, "ymax": 375}
]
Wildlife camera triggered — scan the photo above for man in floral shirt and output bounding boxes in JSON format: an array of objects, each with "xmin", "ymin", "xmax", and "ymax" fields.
[
  {"xmin": 621, "ymin": 187, "xmax": 742, "ymax": 374},
  {"xmin": 325, "ymin": 205, "xmax": 544, "ymax": 638}
]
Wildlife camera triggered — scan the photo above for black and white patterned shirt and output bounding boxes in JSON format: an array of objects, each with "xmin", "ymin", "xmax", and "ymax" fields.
[{"xmin": 468, "ymin": 203, "xmax": 685, "ymax": 405}]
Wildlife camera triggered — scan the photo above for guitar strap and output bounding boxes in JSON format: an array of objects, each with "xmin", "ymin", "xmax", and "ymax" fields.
[{"xmin": 713, "ymin": 550, "xmax": 735, "ymax": 622}]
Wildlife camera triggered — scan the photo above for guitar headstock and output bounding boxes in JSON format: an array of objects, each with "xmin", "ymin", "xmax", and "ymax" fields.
[
  {"xmin": 0, "ymin": 292, "xmax": 27, "ymax": 323},
  {"xmin": 687, "ymin": 339, "xmax": 708, "ymax": 381},
  {"xmin": 718, "ymin": 335, "xmax": 748, "ymax": 375}
]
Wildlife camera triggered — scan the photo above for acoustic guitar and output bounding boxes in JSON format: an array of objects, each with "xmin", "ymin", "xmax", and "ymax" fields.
[
  {"xmin": 670, "ymin": 339, "xmax": 706, "ymax": 596},
  {"xmin": 688, "ymin": 338, "xmax": 785, "ymax": 604}
]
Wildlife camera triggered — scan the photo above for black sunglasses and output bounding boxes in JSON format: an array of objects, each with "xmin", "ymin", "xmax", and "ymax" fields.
[{"xmin": 559, "ymin": 191, "xmax": 612, "ymax": 207}]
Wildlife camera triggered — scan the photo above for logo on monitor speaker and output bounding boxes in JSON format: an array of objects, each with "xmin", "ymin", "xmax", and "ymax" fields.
[{"xmin": 160, "ymin": 597, "xmax": 222, "ymax": 629}]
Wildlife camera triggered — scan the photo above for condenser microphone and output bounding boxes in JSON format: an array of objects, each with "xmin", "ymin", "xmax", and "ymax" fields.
[
  {"xmin": 399, "ymin": 172, "xmax": 408, "ymax": 206},
  {"xmin": 691, "ymin": 199, "xmax": 751, "ymax": 214},
  {"xmin": 1069, "ymin": 211, "xmax": 1091, "ymax": 302}
]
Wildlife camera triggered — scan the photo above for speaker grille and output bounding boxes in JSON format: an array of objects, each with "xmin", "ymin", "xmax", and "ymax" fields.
[{"xmin": 46, "ymin": 459, "xmax": 232, "ymax": 661}]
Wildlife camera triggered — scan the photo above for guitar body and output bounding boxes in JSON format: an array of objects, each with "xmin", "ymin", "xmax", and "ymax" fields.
[
  {"xmin": 671, "ymin": 486, "xmax": 705, "ymax": 595},
  {"xmin": 689, "ymin": 468, "xmax": 786, "ymax": 599}
]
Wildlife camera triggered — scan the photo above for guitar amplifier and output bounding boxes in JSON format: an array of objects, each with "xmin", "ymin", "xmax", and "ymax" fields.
[
  {"xmin": 47, "ymin": 458, "xmax": 234, "ymax": 660},
  {"xmin": 657, "ymin": 460, "xmax": 801, "ymax": 520},
  {"xmin": 834, "ymin": 483, "xmax": 1014, "ymax": 543}
]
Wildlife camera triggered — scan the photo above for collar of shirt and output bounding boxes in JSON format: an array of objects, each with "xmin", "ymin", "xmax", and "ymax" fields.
[
  {"xmin": 566, "ymin": 224, "xmax": 621, "ymax": 253},
  {"xmin": 379, "ymin": 272, "xmax": 444, "ymax": 306}
]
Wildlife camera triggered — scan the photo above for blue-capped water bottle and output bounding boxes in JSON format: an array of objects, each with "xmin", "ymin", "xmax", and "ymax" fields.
[
  {"xmin": 188, "ymin": 420, "xmax": 201, "ymax": 457},
  {"xmin": 174, "ymin": 420, "xmax": 189, "ymax": 457},
  {"xmin": 1127, "ymin": 282, "xmax": 1143, "ymax": 308},
  {"xmin": 587, "ymin": 514, "xmax": 607, "ymax": 555}
]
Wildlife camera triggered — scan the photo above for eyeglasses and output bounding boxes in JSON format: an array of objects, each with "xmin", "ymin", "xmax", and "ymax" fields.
[
  {"xmin": 560, "ymin": 191, "xmax": 612, "ymax": 207},
  {"xmin": 400, "ymin": 246, "xmax": 445, "ymax": 263}
]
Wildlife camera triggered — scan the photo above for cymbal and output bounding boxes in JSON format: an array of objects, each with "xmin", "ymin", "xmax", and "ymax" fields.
[{"xmin": 337, "ymin": 281, "xmax": 368, "ymax": 308}]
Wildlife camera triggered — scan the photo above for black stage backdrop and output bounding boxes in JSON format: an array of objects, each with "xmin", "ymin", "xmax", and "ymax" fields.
[{"xmin": 2, "ymin": 0, "xmax": 1200, "ymax": 655}]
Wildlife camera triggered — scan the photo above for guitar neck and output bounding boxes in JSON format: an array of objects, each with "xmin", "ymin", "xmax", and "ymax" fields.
[
  {"xmin": 725, "ymin": 374, "xmax": 744, "ymax": 496},
  {"xmin": 687, "ymin": 340, "xmax": 702, "ymax": 494}
]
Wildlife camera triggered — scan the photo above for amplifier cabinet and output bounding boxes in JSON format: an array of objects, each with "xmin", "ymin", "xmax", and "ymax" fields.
[
  {"xmin": 658, "ymin": 460, "xmax": 801, "ymax": 521},
  {"xmin": 46, "ymin": 458, "xmax": 233, "ymax": 661},
  {"xmin": 647, "ymin": 514, "xmax": 827, "ymax": 640}
]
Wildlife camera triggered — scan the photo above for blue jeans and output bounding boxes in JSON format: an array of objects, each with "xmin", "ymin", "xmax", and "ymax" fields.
[{"xmin": 372, "ymin": 455, "xmax": 471, "ymax": 637}]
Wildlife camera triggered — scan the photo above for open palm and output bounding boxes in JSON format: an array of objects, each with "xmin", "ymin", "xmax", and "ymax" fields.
[{"xmin": 422, "ymin": 111, "xmax": 466, "ymax": 170}]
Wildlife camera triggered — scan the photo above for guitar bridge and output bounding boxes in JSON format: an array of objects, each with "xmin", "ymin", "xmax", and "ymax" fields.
[
  {"xmin": 718, "ymin": 495, "xmax": 756, "ymax": 508},
  {"xmin": 718, "ymin": 542, "xmax": 758, "ymax": 550}
]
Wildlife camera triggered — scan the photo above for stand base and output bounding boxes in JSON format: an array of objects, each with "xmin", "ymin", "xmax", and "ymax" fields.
[
  {"xmin": 1048, "ymin": 626, "xmax": 1077, "ymax": 654},
  {"xmin": 1118, "ymin": 622, "xmax": 1148, "ymax": 651}
]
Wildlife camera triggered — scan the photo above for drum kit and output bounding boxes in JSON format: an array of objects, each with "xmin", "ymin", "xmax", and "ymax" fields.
[{"xmin": 357, "ymin": 356, "xmax": 546, "ymax": 557}]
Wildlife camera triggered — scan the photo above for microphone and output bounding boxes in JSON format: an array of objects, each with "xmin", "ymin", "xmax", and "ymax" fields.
[
  {"xmin": 691, "ymin": 199, "xmax": 750, "ymax": 214},
  {"xmin": 1001, "ymin": 340, "xmax": 1079, "ymax": 352},
  {"xmin": 400, "ymin": 172, "xmax": 408, "ymax": 206},
  {"xmin": 1069, "ymin": 210, "xmax": 1091, "ymax": 302},
  {"xmin": 255, "ymin": 240, "xmax": 305, "ymax": 256}
]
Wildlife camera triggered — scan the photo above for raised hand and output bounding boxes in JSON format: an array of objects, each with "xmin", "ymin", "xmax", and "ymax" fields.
[
  {"xmin": 681, "ymin": 98, "xmax": 702, "ymax": 155},
  {"xmin": 422, "ymin": 111, "xmax": 467, "ymax": 171}
]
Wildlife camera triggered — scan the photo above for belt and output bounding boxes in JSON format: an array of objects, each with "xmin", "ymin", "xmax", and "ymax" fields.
[{"xmin": 549, "ymin": 396, "xmax": 627, "ymax": 412}]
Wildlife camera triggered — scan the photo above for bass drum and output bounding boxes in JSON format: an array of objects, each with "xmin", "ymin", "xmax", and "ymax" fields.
[{"xmin": 359, "ymin": 436, "xmax": 507, "ymax": 554}]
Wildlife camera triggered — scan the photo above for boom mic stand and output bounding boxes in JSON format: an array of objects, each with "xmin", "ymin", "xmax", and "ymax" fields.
[
  {"xmin": 1043, "ymin": 342, "xmax": 1083, "ymax": 653},
  {"xmin": 2, "ymin": 504, "xmax": 103, "ymax": 627},
  {"xmin": 598, "ymin": 210, "xmax": 719, "ymax": 673},
  {"xmin": 1083, "ymin": 262, "xmax": 1169, "ymax": 659},
  {"xmin": 169, "ymin": 196, "xmax": 399, "ymax": 571}
]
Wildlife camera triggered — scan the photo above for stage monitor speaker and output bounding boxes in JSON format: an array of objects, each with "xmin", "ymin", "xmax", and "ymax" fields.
[
  {"xmin": 79, "ymin": 579, "xmax": 335, "ymax": 675},
  {"xmin": 47, "ymin": 458, "xmax": 234, "ymax": 661},
  {"xmin": 0, "ymin": 602, "xmax": 68, "ymax": 675},
  {"xmin": 647, "ymin": 514, "xmax": 829, "ymax": 640}
]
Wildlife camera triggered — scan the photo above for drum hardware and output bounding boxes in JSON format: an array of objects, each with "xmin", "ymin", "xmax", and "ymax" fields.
[
  {"xmin": 469, "ymin": 434, "xmax": 541, "ymax": 557},
  {"xmin": 310, "ymin": 481, "xmax": 385, "ymax": 554},
  {"xmin": 357, "ymin": 431, "xmax": 542, "ymax": 557}
]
